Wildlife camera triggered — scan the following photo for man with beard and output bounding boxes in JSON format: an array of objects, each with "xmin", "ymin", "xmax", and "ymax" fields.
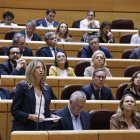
[{"xmin": 0, "ymin": 46, "xmax": 26, "ymax": 75}]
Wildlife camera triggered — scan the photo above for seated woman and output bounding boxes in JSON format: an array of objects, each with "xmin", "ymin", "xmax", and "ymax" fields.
[
  {"xmin": 49, "ymin": 51, "xmax": 76, "ymax": 77},
  {"xmin": 110, "ymin": 94, "xmax": 140, "ymax": 129},
  {"xmin": 84, "ymin": 50, "xmax": 112, "ymax": 77},
  {"xmin": 0, "ymin": 75, "xmax": 11, "ymax": 99},
  {"xmin": 0, "ymin": 11, "xmax": 17, "ymax": 26},
  {"xmin": 123, "ymin": 71, "xmax": 140, "ymax": 100},
  {"xmin": 55, "ymin": 22, "xmax": 73, "ymax": 42},
  {"xmin": 98, "ymin": 21, "xmax": 115, "ymax": 43},
  {"xmin": 11, "ymin": 59, "xmax": 60, "ymax": 131}
]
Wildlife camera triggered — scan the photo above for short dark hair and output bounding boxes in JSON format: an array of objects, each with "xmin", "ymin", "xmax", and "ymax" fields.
[
  {"xmin": 46, "ymin": 9, "xmax": 56, "ymax": 15},
  {"xmin": 7, "ymin": 45, "xmax": 22, "ymax": 56},
  {"xmin": 92, "ymin": 68, "xmax": 106, "ymax": 77},
  {"xmin": 3, "ymin": 11, "xmax": 14, "ymax": 19},
  {"xmin": 87, "ymin": 10, "xmax": 95, "ymax": 17}
]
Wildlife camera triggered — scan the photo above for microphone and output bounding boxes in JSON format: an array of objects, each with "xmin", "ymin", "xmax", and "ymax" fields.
[{"xmin": 36, "ymin": 94, "xmax": 43, "ymax": 131}]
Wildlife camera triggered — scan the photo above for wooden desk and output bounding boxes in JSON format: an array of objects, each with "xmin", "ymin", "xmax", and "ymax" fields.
[
  {"xmin": 1, "ymin": 75, "xmax": 130, "ymax": 99},
  {"xmin": 0, "ymin": 56, "xmax": 140, "ymax": 77},
  {"xmin": 0, "ymin": 26, "xmax": 137, "ymax": 42}
]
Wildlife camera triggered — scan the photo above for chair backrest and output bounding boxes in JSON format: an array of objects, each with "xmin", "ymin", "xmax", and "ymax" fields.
[
  {"xmin": 124, "ymin": 65, "xmax": 140, "ymax": 77},
  {"xmin": 46, "ymin": 63, "xmax": 53, "ymax": 76},
  {"xmin": 120, "ymin": 33, "xmax": 134, "ymax": 43},
  {"xmin": 72, "ymin": 19, "xmax": 82, "ymax": 28},
  {"xmin": 61, "ymin": 84, "xmax": 83, "ymax": 99},
  {"xmin": 111, "ymin": 18, "xmax": 134, "ymax": 29},
  {"xmin": 90, "ymin": 109, "xmax": 115, "ymax": 129},
  {"xmin": 74, "ymin": 61, "xmax": 90, "ymax": 76},
  {"xmin": 77, "ymin": 48, "xmax": 83, "ymax": 57},
  {"xmin": 121, "ymin": 49, "xmax": 133, "ymax": 59},
  {"xmin": 5, "ymin": 30, "xmax": 19, "ymax": 40},
  {"xmin": 0, "ymin": 46, "xmax": 8, "ymax": 55},
  {"xmin": 116, "ymin": 83, "xmax": 128, "ymax": 100}
]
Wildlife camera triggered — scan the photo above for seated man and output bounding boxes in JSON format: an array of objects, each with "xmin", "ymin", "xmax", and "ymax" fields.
[
  {"xmin": 19, "ymin": 19, "xmax": 42, "ymax": 41},
  {"xmin": 36, "ymin": 32, "xmax": 64, "ymax": 57},
  {"xmin": 81, "ymin": 35, "xmax": 112, "ymax": 58},
  {"xmin": 129, "ymin": 48, "xmax": 140, "ymax": 59},
  {"xmin": 81, "ymin": 68, "xmax": 114, "ymax": 100},
  {"xmin": 51, "ymin": 91, "xmax": 91, "ymax": 130},
  {"xmin": 4, "ymin": 33, "xmax": 34, "ymax": 56},
  {"xmin": 0, "ymin": 46, "xmax": 26, "ymax": 75},
  {"xmin": 0, "ymin": 75, "xmax": 11, "ymax": 99},
  {"xmin": 37, "ymin": 8, "xmax": 59, "ymax": 28},
  {"xmin": 0, "ymin": 11, "xmax": 17, "ymax": 26}
]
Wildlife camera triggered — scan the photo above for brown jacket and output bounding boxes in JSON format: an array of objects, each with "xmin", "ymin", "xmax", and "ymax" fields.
[{"xmin": 110, "ymin": 113, "xmax": 140, "ymax": 129}]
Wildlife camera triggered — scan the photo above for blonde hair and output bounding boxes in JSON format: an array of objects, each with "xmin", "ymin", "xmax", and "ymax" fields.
[
  {"xmin": 25, "ymin": 59, "xmax": 47, "ymax": 88},
  {"xmin": 91, "ymin": 50, "xmax": 107, "ymax": 66}
]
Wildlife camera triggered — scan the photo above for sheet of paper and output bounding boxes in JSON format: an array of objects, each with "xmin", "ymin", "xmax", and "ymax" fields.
[{"xmin": 43, "ymin": 117, "xmax": 62, "ymax": 121}]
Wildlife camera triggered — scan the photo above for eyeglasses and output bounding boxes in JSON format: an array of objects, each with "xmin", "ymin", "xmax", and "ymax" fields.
[
  {"xmin": 49, "ymin": 37, "xmax": 56, "ymax": 40},
  {"xmin": 10, "ymin": 52, "xmax": 21, "ymax": 55},
  {"xmin": 95, "ymin": 75, "xmax": 106, "ymax": 80},
  {"xmin": 88, "ymin": 15, "xmax": 94, "ymax": 17}
]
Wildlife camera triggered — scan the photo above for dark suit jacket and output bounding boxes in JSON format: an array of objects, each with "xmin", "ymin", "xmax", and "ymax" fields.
[
  {"xmin": 36, "ymin": 46, "xmax": 64, "ymax": 57},
  {"xmin": 11, "ymin": 82, "xmax": 53, "ymax": 131},
  {"xmin": 19, "ymin": 30, "xmax": 42, "ymax": 41},
  {"xmin": 129, "ymin": 48, "xmax": 140, "ymax": 59},
  {"xmin": 81, "ymin": 45, "xmax": 112, "ymax": 58},
  {"xmin": 0, "ymin": 88, "xmax": 11, "ymax": 99},
  {"xmin": 81, "ymin": 83, "xmax": 114, "ymax": 100},
  {"xmin": 36, "ymin": 19, "xmax": 59, "ymax": 27},
  {"xmin": 0, "ymin": 60, "xmax": 25, "ymax": 75},
  {"xmin": 52, "ymin": 106, "xmax": 91, "ymax": 130}
]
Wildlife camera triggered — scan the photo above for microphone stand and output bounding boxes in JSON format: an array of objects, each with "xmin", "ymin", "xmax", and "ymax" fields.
[{"xmin": 36, "ymin": 94, "xmax": 43, "ymax": 131}]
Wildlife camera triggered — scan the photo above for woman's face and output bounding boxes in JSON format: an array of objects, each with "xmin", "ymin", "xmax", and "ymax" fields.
[
  {"xmin": 34, "ymin": 61, "xmax": 45, "ymax": 80},
  {"xmin": 93, "ymin": 53, "xmax": 105, "ymax": 67},
  {"xmin": 59, "ymin": 23, "xmax": 67, "ymax": 34},
  {"xmin": 133, "ymin": 73, "xmax": 140, "ymax": 86},
  {"xmin": 56, "ymin": 52, "xmax": 66, "ymax": 64},
  {"xmin": 103, "ymin": 25, "xmax": 110, "ymax": 34},
  {"xmin": 123, "ymin": 96, "xmax": 135, "ymax": 112}
]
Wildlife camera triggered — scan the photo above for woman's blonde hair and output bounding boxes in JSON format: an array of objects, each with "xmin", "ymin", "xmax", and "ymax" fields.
[
  {"xmin": 91, "ymin": 50, "xmax": 107, "ymax": 66},
  {"xmin": 25, "ymin": 59, "xmax": 47, "ymax": 88}
]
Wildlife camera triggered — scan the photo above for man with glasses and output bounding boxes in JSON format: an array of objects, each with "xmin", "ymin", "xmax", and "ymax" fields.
[
  {"xmin": 36, "ymin": 32, "xmax": 64, "ymax": 57},
  {"xmin": 80, "ymin": 10, "xmax": 100, "ymax": 29},
  {"xmin": 81, "ymin": 35, "xmax": 112, "ymax": 58},
  {"xmin": 51, "ymin": 91, "xmax": 91, "ymax": 130},
  {"xmin": 20, "ymin": 20, "xmax": 42, "ymax": 41},
  {"xmin": 81, "ymin": 68, "xmax": 114, "ymax": 100},
  {"xmin": 0, "ymin": 46, "xmax": 26, "ymax": 75}
]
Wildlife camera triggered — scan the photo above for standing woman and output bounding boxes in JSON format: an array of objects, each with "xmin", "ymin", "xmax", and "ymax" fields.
[
  {"xmin": 123, "ymin": 71, "xmax": 140, "ymax": 100},
  {"xmin": 49, "ymin": 51, "xmax": 76, "ymax": 77},
  {"xmin": 11, "ymin": 59, "xmax": 59, "ymax": 131},
  {"xmin": 55, "ymin": 22, "xmax": 73, "ymax": 42},
  {"xmin": 98, "ymin": 21, "xmax": 115, "ymax": 43},
  {"xmin": 110, "ymin": 94, "xmax": 140, "ymax": 129},
  {"xmin": 84, "ymin": 50, "xmax": 112, "ymax": 77}
]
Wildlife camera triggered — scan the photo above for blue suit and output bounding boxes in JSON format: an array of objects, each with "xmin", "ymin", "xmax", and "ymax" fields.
[
  {"xmin": 51, "ymin": 106, "xmax": 91, "ymax": 130},
  {"xmin": 81, "ymin": 83, "xmax": 114, "ymax": 100},
  {"xmin": 0, "ymin": 88, "xmax": 11, "ymax": 99},
  {"xmin": 0, "ymin": 60, "xmax": 25, "ymax": 75},
  {"xmin": 36, "ymin": 46, "xmax": 64, "ymax": 57},
  {"xmin": 11, "ymin": 82, "xmax": 55, "ymax": 131},
  {"xmin": 19, "ymin": 30, "xmax": 42, "ymax": 41},
  {"xmin": 81, "ymin": 45, "xmax": 112, "ymax": 58},
  {"xmin": 36, "ymin": 19, "xmax": 59, "ymax": 27}
]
